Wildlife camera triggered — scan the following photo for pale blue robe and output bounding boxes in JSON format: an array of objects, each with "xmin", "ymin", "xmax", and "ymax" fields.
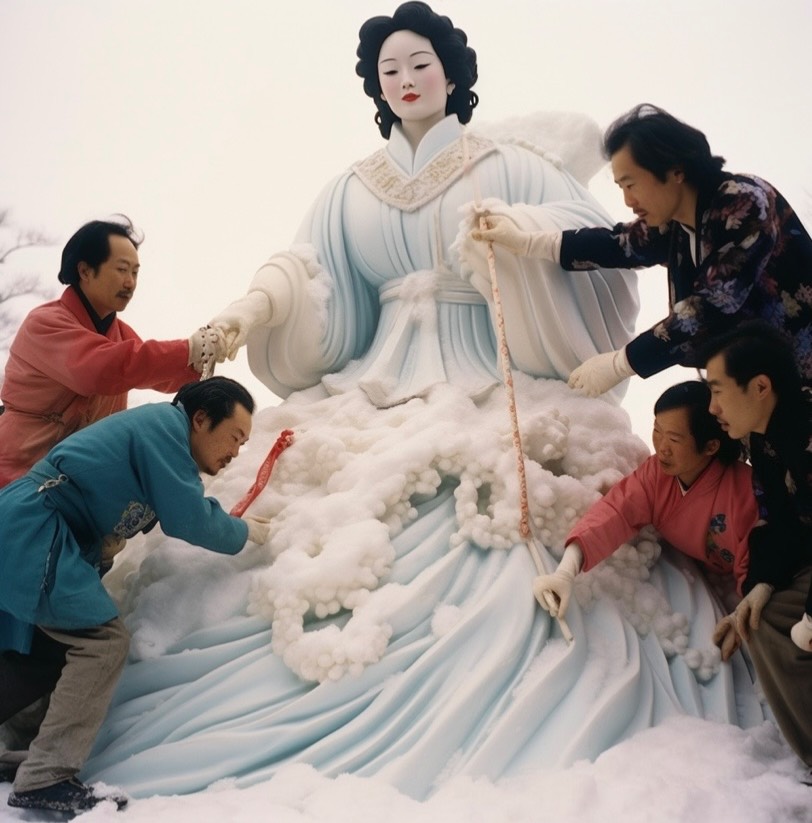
[{"xmin": 84, "ymin": 117, "xmax": 764, "ymax": 798}]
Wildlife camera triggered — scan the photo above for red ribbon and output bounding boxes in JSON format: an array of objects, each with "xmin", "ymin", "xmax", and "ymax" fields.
[{"xmin": 230, "ymin": 429, "xmax": 295, "ymax": 517}]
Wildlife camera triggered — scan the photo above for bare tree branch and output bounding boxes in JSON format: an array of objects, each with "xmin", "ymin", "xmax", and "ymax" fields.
[
  {"xmin": 0, "ymin": 209, "xmax": 57, "ymax": 363},
  {"xmin": 0, "ymin": 210, "xmax": 57, "ymax": 265}
]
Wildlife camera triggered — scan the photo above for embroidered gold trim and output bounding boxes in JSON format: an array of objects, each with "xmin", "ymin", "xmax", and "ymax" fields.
[{"xmin": 351, "ymin": 134, "xmax": 497, "ymax": 213}]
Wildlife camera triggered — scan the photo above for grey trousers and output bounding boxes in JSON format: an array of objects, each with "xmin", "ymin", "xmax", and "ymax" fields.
[
  {"xmin": 747, "ymin": 566, "xmax": 812, "ymax": 767},
  {"xmin": 11, "ymin": 617, "xmax": 129, "ymax": 792}
]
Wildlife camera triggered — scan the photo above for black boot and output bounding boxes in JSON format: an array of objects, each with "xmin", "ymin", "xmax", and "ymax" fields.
[{"xmin": 8, "ymin": 777, "xmax": 128, "ymax": 812}]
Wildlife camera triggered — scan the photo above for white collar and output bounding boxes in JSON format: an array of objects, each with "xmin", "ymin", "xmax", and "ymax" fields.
[{"xmin": 387, "ymin": 115, "xmax": 463, "ymax": 176}]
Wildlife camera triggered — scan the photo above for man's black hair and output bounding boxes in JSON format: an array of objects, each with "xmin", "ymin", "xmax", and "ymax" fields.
[
  {"xmin": 57, "ymin": 215, "xmax": 143, "ymax": 286},
  {"xmin": 173, "ymin": 377, "xmax": 255, "ymax": 428},
  {"xmin": 604, "ymin": 104, "xmax": 726, "ymax": 188},
  {"xmin": 698, "ymin": 319, "xmax": 802, "ymax": 402},
  {"xmin": 654, "ymin": 380, "xmax": 741, "ymax": 464}
]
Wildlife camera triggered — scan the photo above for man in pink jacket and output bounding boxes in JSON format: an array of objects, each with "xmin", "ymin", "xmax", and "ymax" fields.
[
  {"xmin": 0, "ymin": 215, "xmax": 226, "ymax": 487},
  {"xmin": 534, "ymin": 381, "xmax": 757, "ymax": 649}
]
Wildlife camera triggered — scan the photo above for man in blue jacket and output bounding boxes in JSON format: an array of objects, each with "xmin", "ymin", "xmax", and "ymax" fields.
[{"xmin": 0, "ymin": 376, "xmax": 270, "ymax": 813}]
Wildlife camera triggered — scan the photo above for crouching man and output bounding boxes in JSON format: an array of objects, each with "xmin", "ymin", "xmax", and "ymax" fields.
[
  {"xmin": 0, "ymin": 376, "xmax": 270, "ymax": 813},
  {"xmin": 703, "ymin": 321, "xmax": 812, "ymax": 776}
]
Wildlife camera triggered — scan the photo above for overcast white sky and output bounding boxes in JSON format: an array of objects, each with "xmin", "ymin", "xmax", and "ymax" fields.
[{"xmin": 1, "ymin": 0, "xmax": 810, "ymax": 439}]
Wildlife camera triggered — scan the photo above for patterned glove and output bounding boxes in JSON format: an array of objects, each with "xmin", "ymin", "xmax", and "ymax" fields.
[
  {"xmin": 568, "ymin": 348, "xmax": 635, "ymax": 397},
  {"xmin": 532, "ymin": 543, "xmax": 583, "ymax": 619},
  {"xmin": 244, "ymin": 515, "xmax": 271, "ymax": 545},
  {"xmin": 790, "ymin": 612, "xmax": 812, "ymax": 651},
  {"xmin": 209, "ymin": 291, "xmax": 274, "ymax": 360},
  {"xmin": 188, "ymin": 326, "xmax": 228, "ymax": 375},
  {"xmin": 471, "ymin": 214, "xmax": 561, "ymax": 261}
]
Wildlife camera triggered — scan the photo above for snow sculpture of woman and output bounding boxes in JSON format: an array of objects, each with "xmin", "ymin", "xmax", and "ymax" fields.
[{"xmin": 84, "ymin": 2, "xmax": 764, "ymax": 800}]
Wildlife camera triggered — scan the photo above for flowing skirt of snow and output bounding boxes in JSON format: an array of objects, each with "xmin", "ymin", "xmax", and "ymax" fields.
[{"xmin": 84, "ymin": 377, "xmax": 766, "ymax": 799}]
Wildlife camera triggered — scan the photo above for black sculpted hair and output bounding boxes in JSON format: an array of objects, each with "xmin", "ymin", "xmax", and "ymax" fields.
[
  {"xmin": 356, "ymin": 1, "xmax": 478, "ymax": 139},
  {"xmin": 654, "ymin": 380, "xmax": 741, "ymax": 465},
  {"xmin": 604, "ymin": 104, "xmax": 726, "ymax": 187},
  {"xmin": 173, "ymin": 377, "xmax": 255, "ymax": 429},
  {"xmin": 58, "ymin": 214, "xmax": 143, "ymax": 286}
]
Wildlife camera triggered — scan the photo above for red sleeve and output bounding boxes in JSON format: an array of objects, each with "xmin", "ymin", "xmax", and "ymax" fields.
[
  {"xmin": 566, "ymin": 457, "xmax": 658, "ymax": 572},
  {"xmin": 17, "ymin": 308, "xmax": 198, "ymax": 396}
]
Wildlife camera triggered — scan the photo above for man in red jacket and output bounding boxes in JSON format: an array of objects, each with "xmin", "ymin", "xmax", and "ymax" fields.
[{"xmin": 0, "ymin": 215, "xmax": 226, "ymax": 487}]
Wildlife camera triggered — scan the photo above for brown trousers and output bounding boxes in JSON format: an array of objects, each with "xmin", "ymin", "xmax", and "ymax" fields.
[{"xmin": 747, "ymin": 566, "xmax": 812, "ymax": 767}]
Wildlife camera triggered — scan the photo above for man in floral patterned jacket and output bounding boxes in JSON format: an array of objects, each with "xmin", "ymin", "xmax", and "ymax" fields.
[
  {"xmin": 467, "ymin": 104, "xmax": 812, "ymax": 397},
  {"xmin": 703, "ymin": 321, "xmax": 811, "ymax": 776}
]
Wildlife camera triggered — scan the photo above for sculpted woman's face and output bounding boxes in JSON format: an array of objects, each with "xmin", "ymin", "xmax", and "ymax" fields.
[{"xmin": 377, "ymin": 29, "xmax": 453, "ymax": 145}]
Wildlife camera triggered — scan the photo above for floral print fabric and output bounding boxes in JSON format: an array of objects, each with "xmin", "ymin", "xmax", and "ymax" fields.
[{"xmin": 560, "ymin": 173, "xmax": 812, "ymax": 380}]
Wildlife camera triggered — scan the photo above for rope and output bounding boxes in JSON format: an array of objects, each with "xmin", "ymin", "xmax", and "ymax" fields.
[
  {"xmin": 480, "ymin": 217, "xmax": 534, "ymax": 547},
  {"xmin": 464, "ymin": 134, "xmax": 573, "ymax": 642},
  {"xmin": 479, "ymin": 219, "xmax": 573, "ymax": 643}
]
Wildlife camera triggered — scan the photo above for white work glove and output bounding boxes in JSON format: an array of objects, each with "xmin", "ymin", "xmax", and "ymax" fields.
[
  {"xmin": 790, "ymin": 612, "xmax": 812, "ymax": 651},
  {"xmin": 471, "ymin": 214, "xmax": 562, "ymax": 261},
  {"xmin": 244, "ymin": 515, "xmax": 271, "ymax": 545},
  {"xmin": 733, "ymin": 582, "xmax": 773, "ymax": 641},
  {"xmin": 567, "ymin": 348, "xmax": 635, "ymax": 397},
  {"xmin": 711, "ymin": 614, "xmax": 742, "ymax": 662},
  {"xmin": 532, "ymin": 543, "xmax": 583, "ymax": 619},
  {"xmin": 209, "ymin": 291, "xmax": 274, "ymax": 360},
  {"xmin": 188, "ymin": 325, "xmax": 228, "ymax": 375}
]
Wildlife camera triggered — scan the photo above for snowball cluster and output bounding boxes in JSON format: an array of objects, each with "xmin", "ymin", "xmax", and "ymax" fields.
[
  {"xmin": 109, "ymin": 373, "xmax": 726, "ymax": 686},
  {"xmin": 231, "ymin": 376, "xmax": 647, "ymax": 683},
  {"xmin": 574, "ymin": 525, "xmax": 724, "ymax": 681}
]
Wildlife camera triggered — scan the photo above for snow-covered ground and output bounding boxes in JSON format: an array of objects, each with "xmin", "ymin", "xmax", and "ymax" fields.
[{"xmin": 1, "ymin": 717, "xmax": 809, "ymax": 822}]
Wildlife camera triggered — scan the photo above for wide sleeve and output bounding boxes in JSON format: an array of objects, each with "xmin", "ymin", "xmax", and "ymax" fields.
[
  {"xmin": 565, "ymin": 457, "xmax": 658, "ymax": 572},
  {"xmin": 132, "ymin": 411, "xmax": 248, "ymax": 554},
  {"xmin": 245, "ymin": 172, "xmax": 379, "ymax": 397},
  {"xmin": 626, "ymin": 179, "xmax": 780, "ymax": 377},
  {"xmin": 16, "ymin": 309, "xmax": 197, "ymax": 396},
  {"xmin": 454, "ymin": 142, "xmax": 640, "ymax": 395}
]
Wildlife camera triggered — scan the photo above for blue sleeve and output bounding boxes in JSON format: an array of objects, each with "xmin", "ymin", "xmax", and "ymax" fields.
[{"xmin": 133, "ymin": 410, "xmax": 249, "ymax": 555}]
